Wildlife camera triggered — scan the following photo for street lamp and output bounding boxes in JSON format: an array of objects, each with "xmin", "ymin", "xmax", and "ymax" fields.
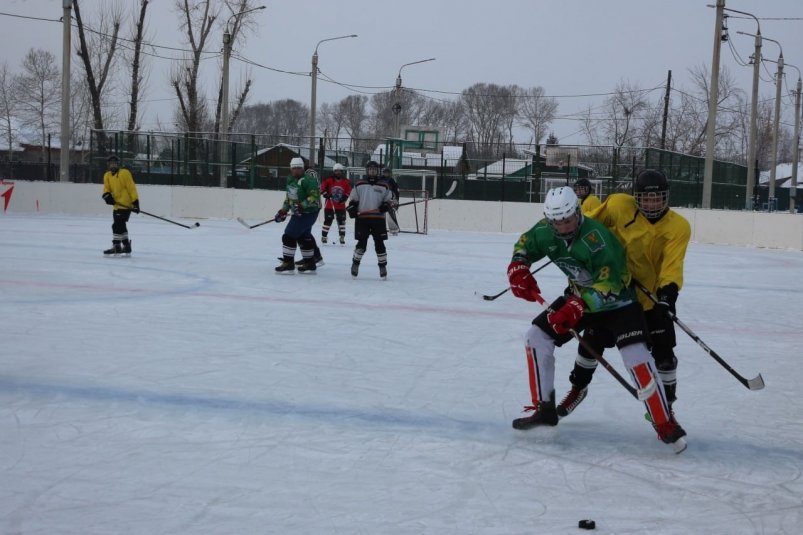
[
  {"xmin": 784, "ymin": 63, "xmax": 802, "ymax": 214},
  {"xmin": 220, "ymin": 4, "xmax": 266, "ymax": 188},
  {"xmin": 393, "ymin": 58, "xmax": 436, "ymax": 138},
  {"xmin": 309, "ymin": 34, "xmax": 357, "ymax": 165},
  {"xmin": 761, "ymin": 36, "xmax": 784, "ymax": 210}
]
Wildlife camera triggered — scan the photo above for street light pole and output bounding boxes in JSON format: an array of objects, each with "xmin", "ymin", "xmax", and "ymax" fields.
[
  {"xmin": 219, "ymin": 5, "xmax": 265, "ymax": 188},
  {"xmin": 732, "ymin": 14, "xmax": 762, "ymax": 210},
  {"xmin": 791, "ymin": 73, "xmax": 801, "ymax": 214},
  {"xmin": 393, "ymin": 58, "xmax": 436, "ymax": 138},
  {"xmin": 60, "ymin": 0, "xmax": 71, "ymax": 182},
  {"xmin": 703, "ymin": 0, "xmax": 725, "ymax": 209},
  {"xmin": 763, "ymin": 37, "xmax": 784, "ymax": 210},
  {"xmin": 308, "ymin": 34, "xmax": 357, "ymax": 164}
]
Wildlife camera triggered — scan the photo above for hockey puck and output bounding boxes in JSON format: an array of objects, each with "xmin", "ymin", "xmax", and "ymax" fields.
[
  {"xmin": 194, "ymin": 222, "xmax": 200, "ymax": 227},
  {"xmin": 578, "ymin": 519, "xmax": 596, "ymax": 530}
]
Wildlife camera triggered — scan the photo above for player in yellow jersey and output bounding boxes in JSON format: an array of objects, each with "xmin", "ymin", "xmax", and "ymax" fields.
[
  {"xmin": 557, "ymin": 170, "xmax": 691, "ymax": 422},
  {"xmin": 574, "ymin": 178, "xmax": 601, "ymax": 213}
]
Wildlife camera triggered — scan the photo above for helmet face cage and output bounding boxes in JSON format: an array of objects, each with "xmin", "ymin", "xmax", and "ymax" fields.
[
  {"xmin": 366, "ymin": 161, "xmax": 379, "ymax": 178},
  {"xmin": 573, "ymin": 179, "xmax": 591, "ymax": 199},
  {"xmin": 543, "ymin": 186, "xmax": 582, "ymax": 239},
  {"xmin": 634, "ymin": 170, "xmax": 669, "ymax": 221}
]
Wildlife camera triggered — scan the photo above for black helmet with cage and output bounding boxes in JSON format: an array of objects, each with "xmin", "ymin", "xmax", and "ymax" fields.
[
  {"xmin": 573, "ymin": 178, "xmax": 592, "ymax": 200},
  {"xmin": 365, "ymin": 160, "xmax": 380, "ymax": 182},
  {"xmin": 634, "ymin": 169, "xmax": 670, "ymax": 221}
]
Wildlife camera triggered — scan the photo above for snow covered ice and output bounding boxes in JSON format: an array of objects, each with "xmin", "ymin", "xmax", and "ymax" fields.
[{"xmin": 1, "ymin": 213, "xmax": 802, "ymax": 534}]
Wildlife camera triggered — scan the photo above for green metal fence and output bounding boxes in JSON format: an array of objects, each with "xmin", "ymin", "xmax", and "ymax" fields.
[{"xmin": 87, "ymin": 130, "xmax": 751, "ymax": 208}]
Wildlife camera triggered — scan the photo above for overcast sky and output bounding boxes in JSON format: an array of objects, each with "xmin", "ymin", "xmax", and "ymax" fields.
[{"xmin": 3, "ymin": 0, "xmax": 803, "ymax": 144}]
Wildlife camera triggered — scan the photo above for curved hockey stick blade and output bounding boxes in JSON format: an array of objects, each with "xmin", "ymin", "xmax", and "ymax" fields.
[
  {"xmin": 745, "ymin": 374, "xmax": 765, "ymax": 391},
  {"xmin": 236, "ymin": 217, "xmax": 252, "ymax": 229}
]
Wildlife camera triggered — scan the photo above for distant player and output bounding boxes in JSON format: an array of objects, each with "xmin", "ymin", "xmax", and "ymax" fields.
[
  {"xmin": 274, "ymin": 158, "xmax": 322, "ymax": 273},
  {"xmin": 320, "ymin": 163, "xmax": 351, "ymax": 245},
  {"xmin": 573, "ymin": 178, "xmax": 600, "ymax": 213},
  {"xmin": 506, "ymin": 186, "xmax": 686, "ymax": 452},
  {"xmin": 347, "ymin": 161, "xmax": 393, "ymax": 280},
  {"xmin": 101, "ymin": 155, "xmax": 139, "ymax": 256},
  {"xmin": 557, "ymin": 170, "xmax": 691, "ymax": 426}
]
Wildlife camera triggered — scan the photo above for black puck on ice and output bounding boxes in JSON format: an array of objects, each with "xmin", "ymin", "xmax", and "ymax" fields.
[{"xmin": 578, "ymin": 519, "xmax": 596, "ymax": 530}]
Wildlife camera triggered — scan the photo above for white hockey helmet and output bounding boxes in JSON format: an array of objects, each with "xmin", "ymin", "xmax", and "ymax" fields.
[
  {"xmin": 290, "ymin": 157, "xmax": 305, "ymax": 169},
  {"xmin": 543, "ymin": 186, "xmax": 582, "ymax": 238},
  {"xmin": 333, "ymin": 163, "xmax": 345, "ymax": 172}
]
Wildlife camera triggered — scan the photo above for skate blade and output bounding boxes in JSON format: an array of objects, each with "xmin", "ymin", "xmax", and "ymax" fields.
[{"xmin": 669, "ymin": 437, "xmax": 687, "ymax": 454}]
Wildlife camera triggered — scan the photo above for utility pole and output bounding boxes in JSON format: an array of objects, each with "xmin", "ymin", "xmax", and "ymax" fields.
[
  {"xmin": 703, "ymin": 0, "xmax": 725, "ymax": 209},
  {"xmin": 309, "ymin": 50, "xmax": 318, "ymax": 163},
  {"xmin": 660, "ymin": 70, "xmax": 671, "ymax": 150},
  {"xmin": 791, "ymin": 77, "xmax": 801, "ymax": 214},
  {"xmin": 746, "ymin": 30, "xmax": 761, "ymax": 209},
  {"xmin": 769, "ymin": 53, "xmax": 784, "ymax": 210},
  {"xmin": 219, "ymin": 26, "xmax": 231, "ymax": 187},
  {"xmin": 60, "ymin": 0, "xmax": 71, "ymax": 182}
]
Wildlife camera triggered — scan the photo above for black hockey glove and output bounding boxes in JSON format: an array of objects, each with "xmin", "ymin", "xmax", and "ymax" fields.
[
  {"xmin": 131, "ymin": 199, "xmax": 140, "ymax": 214},
  {"xmin": 322, "ymin": 192, "xmax": 331, "ymax": 199},
  {"xmin": 656, "ymin": 283, "xmax": 679, "ymax": 315},
  {"xmin": 102, "ymin": 192, "xmax": 115, "ymax": 205},
  {"xmin": 379, "ymin": 201, "xmax": 391, "ymax": 213},
  {"xmin": 347, "ymin": 201, "xmax": 359, "ymax": 219}
]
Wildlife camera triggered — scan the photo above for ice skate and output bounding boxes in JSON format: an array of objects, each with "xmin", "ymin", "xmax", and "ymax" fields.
[
  {"xmin": 121, "ymin": 239, "xmax": 132, "ymax": 256},
  {"xmin": 556, "ymin": 385, "xmax": 588, "ymax": 418},
  {"xmin": 351, "ymin": 261, "xmax": 360, "ymax": 278},
  {"xmin": 321, "ymin": 235, "xmax": 328, "ymax": 244},
  {"xmin": 103, "ymin": 242, "xmax": 124, "ymax": 256},
  {"xmin": 297, "ymin": 258, "xmax": 317, "ymax": 274},
  {"xmin": 379, "ymin": 264, "xmax": 387, "ymax": 280},
  {"xmin": 275, "ymin": 258, "xmax": 295, "ymax": 273},
  {"xmin": 655, "ymin": 419, "xmax": 687, "ymax": 454},
  {"xmin": 512, "ymin": 392, "xmax": 558, "ymax": 430},
  {"xmin": 339, "ymin": 235, "xmax": 346, "ymax": 245}
]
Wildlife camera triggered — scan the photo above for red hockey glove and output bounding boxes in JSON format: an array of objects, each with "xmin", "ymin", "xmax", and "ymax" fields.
[
  {"xmin": 547, "ymin": 296, "xmax": 585, "ymax": 334},
  {"xmin": 507, "ymin": 261, "xmax": 541, "ymax": 302},
  {"xmin": 274, "ymin": 209, "xmax": 288, "ymax": 223}
]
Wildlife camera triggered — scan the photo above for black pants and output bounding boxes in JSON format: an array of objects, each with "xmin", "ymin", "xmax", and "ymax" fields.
[
  {"xmin": 354, "ymin": 217, "xmax": 387, "ymax": 255},
  {"xmin": 111, "ymin": 209, "xmax": 131, "ymax": 241}
]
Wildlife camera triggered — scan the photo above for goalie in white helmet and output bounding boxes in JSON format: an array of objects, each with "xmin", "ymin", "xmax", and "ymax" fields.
[{"xmin": 505, "ymin": 186, "xmax": 688, "ymax": 452}]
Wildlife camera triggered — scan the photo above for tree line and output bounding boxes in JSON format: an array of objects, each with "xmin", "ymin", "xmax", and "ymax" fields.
[{"xmin": 0, "ymin": 0, "xmax": 794, "ymax": 171}]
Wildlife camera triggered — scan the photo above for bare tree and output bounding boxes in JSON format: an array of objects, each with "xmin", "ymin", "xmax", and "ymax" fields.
[
  {"xmin": 518, "ymin": 86, "xmax": 558, "ymax": 146},
  {"xmin": 73, "ymin": 0, "xmax": 122, "ymax": 136},
  {"xmin": 318, "ymin": 102, "xmax": 343, "ymax": 148},
  {"xmin": 235, "ymin": 99, "xmax": 309, "ymax": 144},
  {"xmin": 69, "ymin": 67, "xmax": 93, "ymax": 159},
  {"xmin": 460, "ymin": 83, "xmax": 516, "ymax": 158},
  {"xmin": 0, "ymin": 63, "xmax": 18, "ymax": 167},
  {"xmin": 126, "ymin": 0, "xmax": 151, "ymax": 132},
  {"xmin": 171, "ymin": 0, "xmax": 218, "ymax": 134},
  {"xmin": 338, "ymin": 95, "xmax": 368, "ymax": 140},
  {"xmin": 14, "ymin": 48, "xmax": 60, "ymax": 163},
  {"xmin": 213, "ymin": 0, "xmax": 261, "ymax": 135}
]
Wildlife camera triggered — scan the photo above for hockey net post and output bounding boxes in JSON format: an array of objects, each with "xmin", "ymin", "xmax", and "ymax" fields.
[{"xmin": 394, "ymin": 189, "xmax": 429, "ymax": 235}]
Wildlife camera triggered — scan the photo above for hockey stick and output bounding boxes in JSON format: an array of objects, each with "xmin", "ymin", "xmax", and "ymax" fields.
[
  {"xmin": 478, "ymin": 260, "xmax": 554, "ymax": 301},
  {"xmin": 237, "ymin": 217, "xmax": 275, "ymax": 229},
  {"xmin": 533, "ymin": 293, "xmax": 656, "ymax": 402},
  {"xmin": 633, "ymin": 280, "xmax": 765, "ymax": 391},
  {"xmin": 123, "ymin": 205, "xmax": 199, "ymax": 229}
]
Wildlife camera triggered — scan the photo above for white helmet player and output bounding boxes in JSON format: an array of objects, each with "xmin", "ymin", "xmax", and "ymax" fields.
[
  {"xmin": 333, "ymin": 163, "xmax": 345, "ymax": 172},
  {"xmin": 290, "ymin": 157, "xmax": 305, "ymax": 169},
  {"xmin": 543, "ymin": 186, "xmax": 582, "ymax": 239}
]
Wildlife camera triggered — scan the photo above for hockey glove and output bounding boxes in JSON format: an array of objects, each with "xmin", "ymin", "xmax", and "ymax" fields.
[
  {"xmin": 293, "ymin": 203, "xmax": 304, "ymax": 216},
  {"xmin": 347, "ymin": 202, "xmax": 359, "ymax": 219},
  {"xmin": 379, "ymin": 201, "xmax": 391, "ymax": 213},
  {"xmin": 322, "ymin": 192, "xmax": 331, "ymax": 199},
  {"xmin": 507, "ymin": 261, "xmax": 541, "ymax": 302},
  {"xmin": 131, "ymin": 199, "xmax": 140, "ymax": 214},
  {"xmin": 102, "ymin": 192, "xmax": 115, "ymax": 206},
  {"xmin": 547, "ymin": 296, "xmax": 585, "ymax": 334},
  {"xmin": 656, "ymin": 283, "xmax": 679, "ymax": 315},
  {"xmin": 274, "ymin": 209, "xmax": 288, "ymax": 223}
]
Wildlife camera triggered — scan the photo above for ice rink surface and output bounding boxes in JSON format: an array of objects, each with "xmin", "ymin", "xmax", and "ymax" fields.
[{"xmin": 1, "ymin": 212, "xmax": 802, "ymax": 534}]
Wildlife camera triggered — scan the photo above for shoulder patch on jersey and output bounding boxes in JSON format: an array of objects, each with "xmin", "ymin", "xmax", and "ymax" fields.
[{"xmin": 581, "ymin": 228, "xmax": 606, "ymax": 252}]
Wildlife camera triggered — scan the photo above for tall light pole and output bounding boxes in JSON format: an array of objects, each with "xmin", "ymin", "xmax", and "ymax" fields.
[
  {"xmin": 730, "ymin": 9, "xmax": 762, "ymax": 209},
  {"xmin": 786, "ymin": 64, "xmax": 802, "ymax": 214},
  {"xmin": 703, "ymin": 0, "xmax": 725, "ymax": 209},
  {"xmin": 309, "ymin": 34, "xmax": 357, "ymax": 164},
  {"xmin": 763, "ymin": 37, "xmax": 784, "ymax": 210},
  {"xmin": 60, "ymin": 0, "xmax": 71, "ymax": 182},
  {"xmin": 219, "ymin": 5, "xmax": 265, "ymax": 188},
  {"xmin": 393, "ymin": 58, "xmax": 436, "ymax": 139}
]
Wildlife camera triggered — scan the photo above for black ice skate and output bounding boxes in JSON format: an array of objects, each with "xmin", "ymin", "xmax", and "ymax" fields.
[
  {"xmin": 122, "ymin": 239, "xmax": 132, "ymax": 256},
  {"xmin": 556, "ymin": 385, "xmax": 588, "ymax": 418},
  {"xmin": 295, "ymin": 255, "xmax": 324, "ymax": 267},
  {"xmin": 351, "ymin": 261, "xmax": 360, "ymax": 278},
  {"xmin": 275, "ymin": 258, "xmax": 295, "ymax": 273},
  {"xmin": 103, "ymin": 242, "xmax": 124, "ymax": 256},
  {"xmin": 297, "ymin": 258, "xmax": 317, "ymax": 274},
  {"xmin": 512, "ymin": 392, "xmax": 558, "ymax": 430},
  {"xmin": 379, "ymin": 264, "xmax": 387, "ymax": 280},
  {"xmin": 321, "ymin": 235, "xmax": 328, "ymax": 244},
  {"xmin": 339, "ymin": 235, "xmax": 345, "ymax": 245}
]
